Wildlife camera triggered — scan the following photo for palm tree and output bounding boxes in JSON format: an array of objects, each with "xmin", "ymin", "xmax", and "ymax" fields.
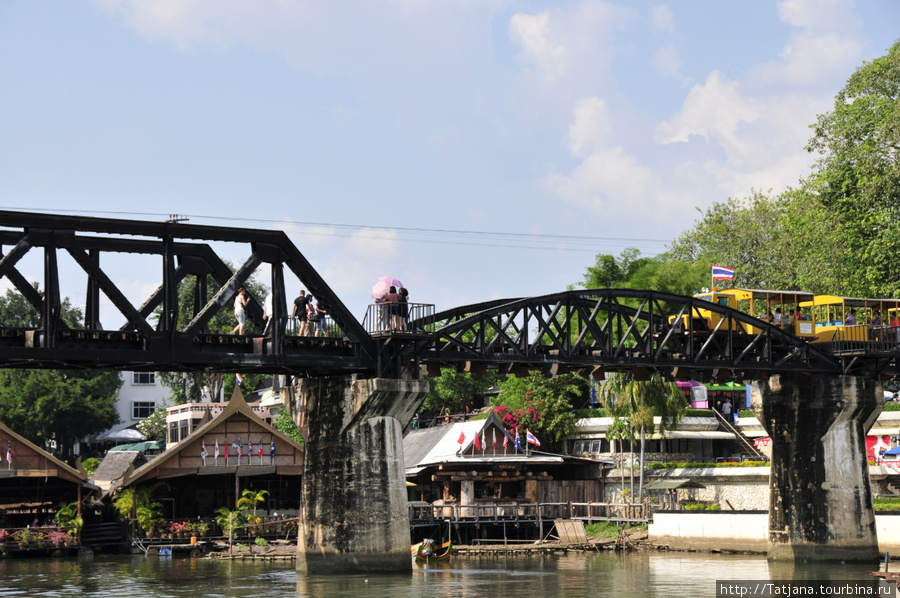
[
  {"xmin": 598, "ymin": 372, "xmax": 687, "ymax": 502},
  {"xmin": 604, "ymin": 415, "xmax": 635, "ymax": 501}
]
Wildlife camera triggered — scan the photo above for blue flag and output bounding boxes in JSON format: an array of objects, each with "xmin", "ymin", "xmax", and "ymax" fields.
[{"xmin": 514, "ymin": 434, "xmax": 521, "ymax": 452}]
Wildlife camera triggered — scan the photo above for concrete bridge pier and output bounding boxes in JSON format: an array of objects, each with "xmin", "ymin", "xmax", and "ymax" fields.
[
  {"xmin": 295, "ymin": 375, "xmax": 429, "ymax": 574},
  {"xmin": 751, "ymin": 373, "xmax": 882, "ymax": 562}
]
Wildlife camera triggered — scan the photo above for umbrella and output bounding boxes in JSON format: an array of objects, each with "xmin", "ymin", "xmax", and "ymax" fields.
[
  {"xmin": 379, "ymin": 276, "xmax": 403, "ymax": 288},
  {"xmin": 372, "ymin": 276, "xmax": 403, "ymax": 300},
  {"xmin": 96, "ymin": 428, "xmax": 146, "ymax": 442}
]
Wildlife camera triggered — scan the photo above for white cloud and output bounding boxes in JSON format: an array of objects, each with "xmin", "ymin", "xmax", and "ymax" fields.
[
  {"xmin": 652, "ymin": 4, "xmax": 674, "ymax": 32},
  {"xmin": 567, "ymin": 97, "xmax": 610, "ymax": 158},
  {"xmin": 653, "ymin": 44, "xmax": 681, "ymax": 77},
  {"xmin": 509, "ymin": 12, "xmax": 569, "ymax": 80},
  {"xmin": 657, "ymin": 71, "xmax": 763, "ymax": 161}
]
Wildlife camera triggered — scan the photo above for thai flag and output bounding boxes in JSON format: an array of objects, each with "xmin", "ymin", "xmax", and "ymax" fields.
[
  {"xmin": 712, "ymin": 265, "xmax": 735, "ymax": 280},
  {"xmin": 526, "ymin": 430, "xmax": 541, "ymax": 446},
  {"xmin": 236, "ymin": 373, "xmax": 243, "ymax": 385}
]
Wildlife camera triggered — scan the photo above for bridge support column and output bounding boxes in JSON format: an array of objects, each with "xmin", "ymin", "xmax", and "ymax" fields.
[
  {"xmin": 751, "ymin": 373, "xmax": 882, "ymax": 561},
  {"xmin": 296, "ymin": 375, "xmax": 429, "ymax": 574}
]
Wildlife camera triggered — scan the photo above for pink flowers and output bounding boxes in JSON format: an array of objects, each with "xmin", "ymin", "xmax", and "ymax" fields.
[
  {"xmin": 47, "ymin": 530, "xmax": 70, "ymax": 543},
  {"xmin": 170, "ymin": 521, "xmax": 189, "ymax": 533}
]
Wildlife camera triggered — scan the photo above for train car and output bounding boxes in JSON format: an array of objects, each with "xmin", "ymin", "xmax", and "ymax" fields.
[
  {"xmin": 719, "ymin": 288, "xmax": 815, "ymax": 338},
  {"xmin": 800, "ymin": 295, "xmax": 900, "ymax": 343}
]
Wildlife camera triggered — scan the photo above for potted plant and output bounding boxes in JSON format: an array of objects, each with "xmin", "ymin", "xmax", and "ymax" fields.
[
  {"xmin": 55, "ymin": 501, "xmax": 84, "ymax": 542},
  {"xmin": 33, "ymin": 531, "xmax": 47, "ymax": 547},
  {"xmin": 0, "ymin": 529, "xmax": 10, "ymax": 544},
  {"xmin": 194, "ymin": 522, "xmax": 210, "ymax": 538},
  {"xmin": 47, "ymin": 530, "xmax": 69, "ymax": 547},
  {"xmin": 215, "ymin": 507, "xmax": 245, "ymax": 539},
  {"xmin": 15, "ymin": 529, "xmax": 33, "ymax": 547},
  {"xmin": 170, "ymin": 521, "xmax": 189, "ymax": 539}
]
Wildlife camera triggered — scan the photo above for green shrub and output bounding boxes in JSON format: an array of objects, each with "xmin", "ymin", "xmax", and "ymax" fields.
[
  {"xmin": 647, "ymin": 460, "xmax": 768, "ymax": 469},
  {"xmin": 874, "ymin": 497, "xmax": 900, "ymax": 511},
  {"xmin": 884, "ymin": 402, "xmax": 900, "ymax": 412},
  {"xmin": 81, "ymin": 458, "xmax": 101, "ymax": 478},
  {"xmin": 683, "ymin": 502, "xmax": 706, "ymax": 511},
  {"xmin": 584, "ymin": 521, "xmax": 646, "ymax": 538}
]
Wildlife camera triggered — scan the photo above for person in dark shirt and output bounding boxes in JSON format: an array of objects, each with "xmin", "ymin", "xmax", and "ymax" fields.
[{"xmin": 291, "ymin": 290, "xmax": 310, "ymax": 337}]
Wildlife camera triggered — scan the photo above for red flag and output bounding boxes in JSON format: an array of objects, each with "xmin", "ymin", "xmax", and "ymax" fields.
[
  {"xmin": 473, "ymin": 432, "xmax": 482, "ymax": 452},
  {"xmin": 457, "ymin": 431, "xmax": 465, "ymax": 445},
  {"xmin": 503, "ymin": 433, "xmax": 508, "ymax": 449}
]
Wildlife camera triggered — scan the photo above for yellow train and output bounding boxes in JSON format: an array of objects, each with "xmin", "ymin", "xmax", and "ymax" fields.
[{"xmin": 670, "ymin": 288, "xmax": 900, "ymax": 344}]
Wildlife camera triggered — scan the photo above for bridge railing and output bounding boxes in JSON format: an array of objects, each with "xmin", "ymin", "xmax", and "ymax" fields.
[
  {"xmin": 363, "ymin": 302, "xmax": 435, "ymax": 336},
  {"xmin": 408, "ymin": 501, "xmax": 646, "ymax": 525},
  {"xmin": 828, "ymin": 324, "xmax": 900, "ymax": 353}
]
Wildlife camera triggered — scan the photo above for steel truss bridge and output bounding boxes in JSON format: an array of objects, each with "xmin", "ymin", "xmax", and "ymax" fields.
[{"xmin": 0, "ymin": 211, "xmax": 897, "ymax": 381}]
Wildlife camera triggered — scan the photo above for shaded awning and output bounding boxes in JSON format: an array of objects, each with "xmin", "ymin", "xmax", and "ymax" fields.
[
  {"xmin": 109, "ymin": 441, "xmax": 165, "ymax": 452},
  {"xmin": 644, "ymin": 479, "xmax": 706, "ymax": 490},
  {"xmin": 649, "ymin": 431, "xmax": 736, "ymax": 440}
]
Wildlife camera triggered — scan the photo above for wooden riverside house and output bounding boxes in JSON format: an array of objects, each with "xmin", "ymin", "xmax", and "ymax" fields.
[
  {"xmin": 404, "ymin": 412, "xmax": 614, "ymax": 543},
  {"xmin": 120, "ymin": 387, "xmax": 304, "ymax": 535}
]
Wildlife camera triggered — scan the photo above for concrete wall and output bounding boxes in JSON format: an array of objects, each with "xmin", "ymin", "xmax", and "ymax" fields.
[{"xmin": 649, "ymin": 512, "xmax": 900, "ymax": 555}]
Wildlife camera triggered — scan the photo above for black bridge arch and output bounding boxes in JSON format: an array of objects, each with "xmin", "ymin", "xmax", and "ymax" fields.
[{"xmin": 411, "ymin": 289, "xmax": 846, "ymax": 377}]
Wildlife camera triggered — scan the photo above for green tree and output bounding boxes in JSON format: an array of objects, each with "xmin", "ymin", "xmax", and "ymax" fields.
[
  {"xmin": 420, "ymin": 369, "xmax": 498, "ymax": 419},
  {"xmin": 805, "ymin": 40, "xmax": 900, "ymax": 296},
  {"xmin": 598, "ymin": 372, "xmax": 687, "ymax": 502},
  {"xmin": 0, "ymin": 369, "xmax": 121, "ymax": 457},
  {"xmin": 272, "ymin": 409, "xmax": 304, "ymax": 445},
  {"xmin": 156, "ymin": 268, "xmax": 268, "ymax": 403},
  {"xmin": 0, "ymin": 286, "xmax": 121, "ymax": 458},
  {"xmin": 0, "ymin": 282, "xmax": 83, "ymax": 328},
  {"xmin": 136, "ymin": 408, "xmax": 168, "ymax": 442},
  {"xmin": 583, "ymin": 248, "xmax": 652, "ymax": 289},
  {"xmin": 665, "ymin": 43, "xmax": 900, "ymax": 298},
  {"xmin": 492, "ymin": 372, "xmax": 588, "ymax": 447}
]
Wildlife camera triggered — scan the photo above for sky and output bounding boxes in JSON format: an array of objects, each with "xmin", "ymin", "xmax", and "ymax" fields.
[{"xmin": 1, "ymin": 0, "xmax": 898, "ymax": 326}]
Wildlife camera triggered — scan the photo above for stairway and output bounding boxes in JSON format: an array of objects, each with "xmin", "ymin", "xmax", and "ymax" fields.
[{"xmin": 714, "ymin": 410, "xmax": 768, "ymax": 460}]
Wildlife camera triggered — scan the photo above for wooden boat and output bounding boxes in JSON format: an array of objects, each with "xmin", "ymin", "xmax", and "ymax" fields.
[{"xmin": 411, "ymin": 538, "xmax": 452, "ymax": 563}]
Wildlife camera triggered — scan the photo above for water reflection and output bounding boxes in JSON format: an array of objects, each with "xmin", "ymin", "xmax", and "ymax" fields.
[{"xmin": 0, "ymin": 552, "xmax": 887, "ymax": 597}]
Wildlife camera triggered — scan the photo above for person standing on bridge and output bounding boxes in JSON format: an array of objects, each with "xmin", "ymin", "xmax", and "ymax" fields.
[
  {"xmin": 313, "ymin": 299, "xmax": 328, "ymax": 337},
  {"xmin": 231, "ymin": 287, "xmax": 249, "ymax": 335},
  {"xmin": 398, "ymin": 287, "xmax": 409, "ymax": 331},
  {"xmin": 292, "ymin": 290, "xmax": 310, "ymax": 337}
]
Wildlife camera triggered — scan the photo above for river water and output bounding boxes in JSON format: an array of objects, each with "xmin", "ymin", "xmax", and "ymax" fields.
[{"xmin": 0, "ymin": 552, "xmax": 891, "ymax": 597}]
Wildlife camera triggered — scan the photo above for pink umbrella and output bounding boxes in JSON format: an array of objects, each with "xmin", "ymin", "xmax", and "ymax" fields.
[
  {"xmin": 371, "ymin": 280, "xmax": 391, "ymax": 300},
  {"xmin": 378, "ymin": 276, "xmax": 403, "ymax": 288}
]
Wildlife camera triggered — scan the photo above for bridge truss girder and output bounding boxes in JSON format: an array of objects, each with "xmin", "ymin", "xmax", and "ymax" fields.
[{"xmin": 0, "ymin": 210, "xmax": 376, "ymax": 375}]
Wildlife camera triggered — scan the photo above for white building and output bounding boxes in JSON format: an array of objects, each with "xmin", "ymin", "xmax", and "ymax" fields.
[{"xmin": 95, "ymin": 371, "xmax": 172, "ymax": 440}]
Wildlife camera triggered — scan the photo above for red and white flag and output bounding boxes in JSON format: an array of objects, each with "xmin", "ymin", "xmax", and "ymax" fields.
[{"xmin": 526, "ymin": 430, "xmax": 541, "ymax": 447}]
